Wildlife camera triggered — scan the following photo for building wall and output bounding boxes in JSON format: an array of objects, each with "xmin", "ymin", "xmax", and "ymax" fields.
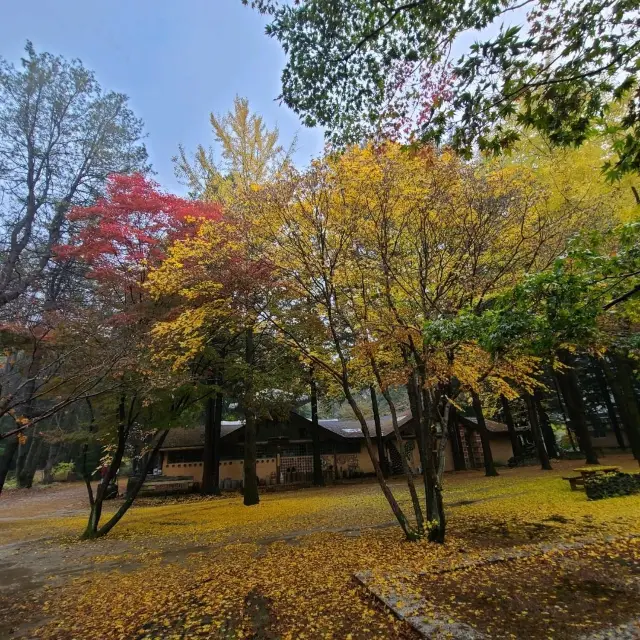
[
  {"xmin": 162, "ymin": 434, "xmax": 515, "ymax": 487},
  {"xmin": 162, "ymin": 456, "xmax": 278, "ymax": 485},
  {"xmin": 442, "ymin": 439, "xmax": 456, "ymax": 472},
  {"xmin": 490, "ymin": 438, "xmax": 514, "ymax": 465},
  {"xmin": 592, "ymin": 432, "xmax": 626, "ymax": 449}
]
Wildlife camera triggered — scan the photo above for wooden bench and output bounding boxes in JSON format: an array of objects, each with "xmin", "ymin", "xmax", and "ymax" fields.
[
  {"xmin": 563, "ymin": 476, "xmax": 585, "ymax": 491},
  {"xmin": 135, "ymin": 477, "xmax": 197, "ymax": 496},
  {"xmin": 573, "ymin": 465, "xmax": 621, "ymax": 479}
]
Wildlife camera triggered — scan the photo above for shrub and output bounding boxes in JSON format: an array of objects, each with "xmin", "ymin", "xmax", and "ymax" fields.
[
  {"xmin": 585, "ymin": 472, "xmax": 640, "ymax": 501},
  {"xmin": 52, "ymin": 461, "xmax": 75, "ymax": 481}
]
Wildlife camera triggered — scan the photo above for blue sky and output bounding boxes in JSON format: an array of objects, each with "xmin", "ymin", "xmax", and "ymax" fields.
[{"xmin": 0, "ymin": 0, "xmax": 325, "ymax": 194}]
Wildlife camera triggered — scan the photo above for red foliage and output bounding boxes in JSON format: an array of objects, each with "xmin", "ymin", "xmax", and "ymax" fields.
[
  {"xmin": 57, "ymin": 174, "xmax": 221, "ymax": 300},
  {"xmin": 381, "ymin": 60, "xmax": 454, "ymax": 144}
]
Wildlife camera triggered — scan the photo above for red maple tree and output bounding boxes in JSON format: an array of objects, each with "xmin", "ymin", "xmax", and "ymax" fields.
[{"xmin": 57, "ymin": 173, "xmax": 221, "ymax": 306}]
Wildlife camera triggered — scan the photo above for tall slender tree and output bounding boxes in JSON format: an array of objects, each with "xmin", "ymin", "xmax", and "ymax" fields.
[
  {"xmin": 370, "ymin": 385, "xmax": 389, "ymax": 478},
  {"xmin": 0, "ymin": 43, "xmax": 147, "ymax": 307}
]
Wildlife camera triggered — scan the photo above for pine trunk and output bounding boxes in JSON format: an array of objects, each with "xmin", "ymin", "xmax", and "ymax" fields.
[
  {"xmin": 556, "ymin": 350, "xmax": 599, "ymax": 465},
  {"xmin": 604, "ymin": 354, "xmax": 640, "ymax": 461},
  {"xmin": 534, "ymin": 389, "xmax": 558, "ymax": 459},
  {"xmin": 500, "ymin": 394, "xmax": 523, "ymax": 459},
  {"xmin": 14, "ymin": 439, "xmax": 28, "ymax": 486},
  {"xmin": 593, "ymin": 360, "xmax": 625, "ymax": 449},
  {"xmin": 525, "ymin": 393, "xmax": 552, "ymax": 470},
  {"xmin": 20, "ymin": 437, "xmax": 43, "ymax": 488},
  {"xmin": 42, "ymin": 443, "xmax": 60, "ymax": 484},
  {"xmin": 471, "ymin": 391, "xmax": 499, "ymax": 477}
]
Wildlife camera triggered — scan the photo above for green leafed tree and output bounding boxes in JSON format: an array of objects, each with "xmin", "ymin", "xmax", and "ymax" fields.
[{"xmin": 245, "ymin": 0, "xmax": 640, "ymax": 179}]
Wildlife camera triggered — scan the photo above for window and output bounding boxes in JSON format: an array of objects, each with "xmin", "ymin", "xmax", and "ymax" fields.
[{"xmin": 281, "ymin": 443, "xmax": 310, "ymax": 457}]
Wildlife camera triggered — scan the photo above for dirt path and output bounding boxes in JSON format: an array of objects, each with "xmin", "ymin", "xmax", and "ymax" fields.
[{"xmin": 0, "ymin": 480, "xmax": 129, "ymax": 521}]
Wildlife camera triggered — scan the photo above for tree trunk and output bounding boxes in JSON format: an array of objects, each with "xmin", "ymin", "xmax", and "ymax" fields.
[
  {"xmin": 212, "ymin": 388, "xmax": 223, "ymax": 494},
  {"xmin": 370, "ymin": 385, "xmax": 389, "ymax": 478},
  {"xmin": 593, "ymin": 359, "xmax": 625, "ymax": 449},
  {"xmin": 419, "ymin": 383, "xmax": 446, "ymax": 542},
  {"xmin": 470, "ymin": 391, "xmax": 499, "ymax": 477},
  {"xmin": 534, "ymin": 389, "xmax": 558, "ymax": 459},
  {"xmin": 311, "ymin": 377, "xmax": 324, "ymax": 486},
  {"xmin": 343, "ymin": 383, "xmax": 421, "ymax": 541},
  {"xmin": 447, "ymin": 403, "xmax": 466, "ymax": 471},
  {"xmin": 603, "ymin": 354, "xmax": 640, "ymax": 461},
  {"xmin": 82, "ymin": 395, "xmax": 128, "ymax": 539},
  {"xmin": 407, "ymin": 371, "xmax": 444, "ymax": 535},
  {"xmin": 92, "ymin": 431, "xmax": 169, "ymax": 539},
  {"xmin": 201, "ymin": 394, "xmax": 218, "ymax": 495},
  {"xmin": 20, "ymin": 436, "xmax": 43, "ymax": 488},
  {"xmin": 407, "ymin": 377, "xmax": 431, "ymax": 503},
  {"xmin": 556, "ymin": 350, "xmax": 599, "ymax": 465},
  {"xmin": 524, "ymin": 393, "xmax": 552, "ymax": 470},
  {"xmin": 243, "ymin": 328, "xmax": 259, "ymax": 506},
  {"xmin": 14, "ymin": 439, "xmax": 28, "ymax": 486},
  {"xmin": 553, "ymin": 373, "xmax": 577, "ymax": 451},
  {"xmin": 375, "ymin": 371, "xmax": 424, "ymax": 536},
  {"xmin": 500, "ymin": 394, "xmax": 523, "ymax": 460},
  {"xmin": 42, "ymin": 442, "xmax": 60, "ymax": 484},
  {"xmin": 0, "ymin": 436, "xmax": 19, "ymax": 496}
]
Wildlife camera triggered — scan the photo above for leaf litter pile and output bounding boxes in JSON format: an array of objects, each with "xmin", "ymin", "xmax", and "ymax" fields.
[{"xmin": 2, "ymin": 458, "xmax": 640, "ymax": 639}]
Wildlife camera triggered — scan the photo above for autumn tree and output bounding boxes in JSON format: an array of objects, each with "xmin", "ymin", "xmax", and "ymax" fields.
[
  {"xmin": 252, "ymin": 160, "xmax": 427, "ymax": 539},
  {"xmin": 147, "ymin": 214, "xmax": 307, "ymax": 506},
  {"xmin": 255, "ymin": 140, "xmax": 620, "ymax": 540},
  {"xmin": 58, "ymin": 173, "xmax": 219, "ymax": 538},
  {"xmin": 170, "ymin": 98, "xmax": 296, "ymax": 504},
  {"xmin": 174, "ymin": 95, "xmax": 293, "ymax": 203}
]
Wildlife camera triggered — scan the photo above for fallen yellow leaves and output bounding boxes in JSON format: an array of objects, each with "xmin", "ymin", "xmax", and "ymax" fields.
[{"xmin": 2, "ymin": 456, "xmax": 640, "ymax": 638}]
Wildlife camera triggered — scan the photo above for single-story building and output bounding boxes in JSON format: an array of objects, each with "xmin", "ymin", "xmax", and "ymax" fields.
[
  {"xmin": 158, "ymin": 410, "xmax": 524, "ymax": 488},
  {"xmin": 453, "ymin": 415, "xmax": 530, "ymax": 470}
]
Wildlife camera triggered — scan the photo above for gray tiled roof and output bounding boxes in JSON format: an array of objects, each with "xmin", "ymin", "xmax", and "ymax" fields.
[
  {"xmin": 161, "ymin": 421, "xmax": 243, "ymax": 450},
  {"xmin": 318, "ymin": 413, "xmax": 412, "ymax": 438},
  {"xmin": 462, "ymin": 416, "xmax": 527, "ymax": 433},
  {"xmin": 160, "ymin": 413, "xmax": 415, "ymax": 450}
]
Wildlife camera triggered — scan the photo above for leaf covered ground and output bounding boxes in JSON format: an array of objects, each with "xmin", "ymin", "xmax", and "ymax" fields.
[{"xmin": 1, "ymin": 455, "xmax": 640, "ymax": 639}]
